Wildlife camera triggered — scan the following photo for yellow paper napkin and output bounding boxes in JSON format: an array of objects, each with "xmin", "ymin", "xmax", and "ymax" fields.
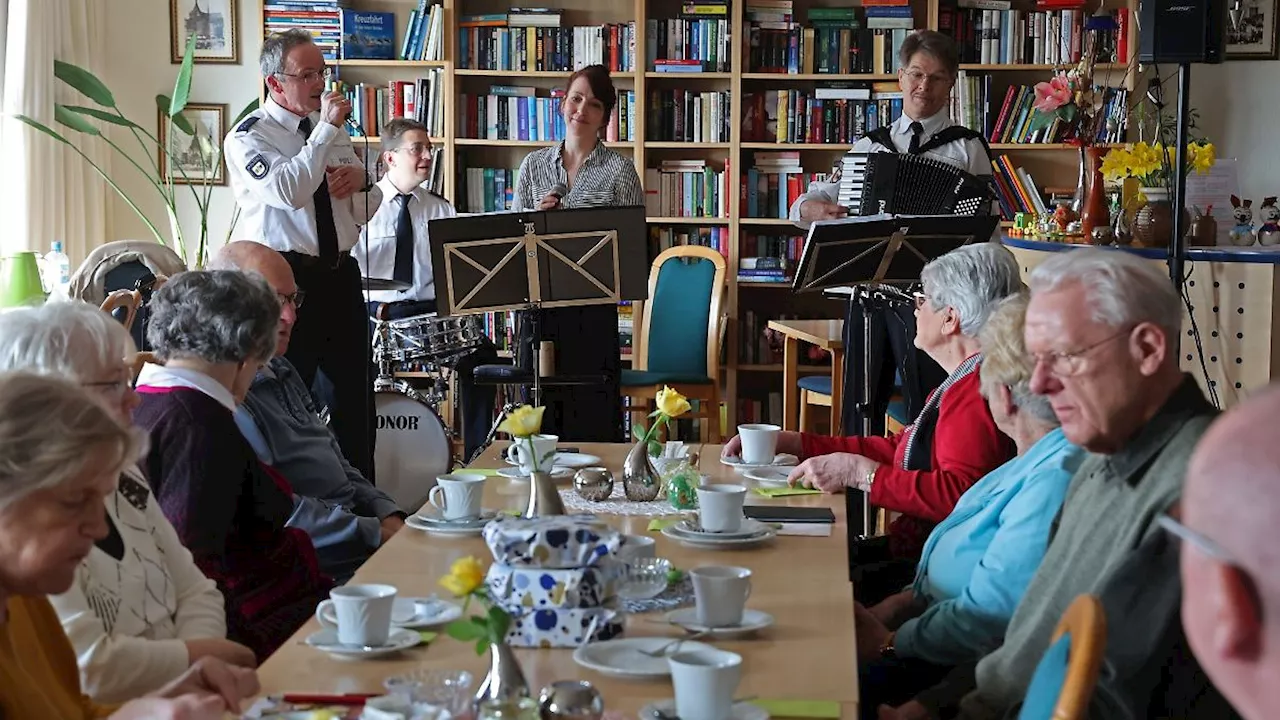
[
  {"xmin": 647, "ymin": 517, "xmax": 681, "ymax": 531},
  {"xmin": 418, "ymin": 630, "xmax": 440, "ymax": 645},
  {"xmin": 464, "ymin": 468, "xmax": 504, "ymax": 477},
  {"xmin": 753, "ymin": 487, "xmax": 822, "ymax": 497},
  {"xmin": 750, "ymin": 700, "xmax": 841, "ymax": 718}
]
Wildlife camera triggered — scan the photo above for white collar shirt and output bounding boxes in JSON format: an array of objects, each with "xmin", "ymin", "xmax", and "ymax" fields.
[
  {"xmin": 353, "ymin": 177, "xmax": 457, "ymax": 303},
  {"xmin": 134, "ymin": 364, "xmax": 237, "ymax": 412}
]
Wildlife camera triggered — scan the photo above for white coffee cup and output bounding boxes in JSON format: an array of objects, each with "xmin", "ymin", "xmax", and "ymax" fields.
[
  {"xmin": 428, "ymin": 472, "xmax": 486, "ymax": 520},
  {"xmin": 695, "ymin": 484, "xmax": 747, "ymax": 533},
  {"xmin": 737, "ymin": 423, "xmax": 781, "ymax": 465},
  {"xmin": 315, "ymin": 583, "xmax": 397, "ymax": 647},
  {"xmin": 505, "ymin": 434, "xmax": 559, "ymax": 475},
  {"xmin": 668, "ymin": 648, "xmax": 743, "ymax": 720},
  {"xmin": 617, "ymin": 534, "xmax": 657, "ymax": 561},
  {"xmin": 690, "ymin": 566, "xmax": 753, "ymax": 627}
]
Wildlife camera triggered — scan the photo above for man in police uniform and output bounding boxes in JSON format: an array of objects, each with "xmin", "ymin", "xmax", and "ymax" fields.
[
  {"xmin": 224, "ymin": 28, "xmax": 381, "ymax": 481},
  {"xmin": 353, "ymin": 117, "xmax": 498, "ymax": 460}
]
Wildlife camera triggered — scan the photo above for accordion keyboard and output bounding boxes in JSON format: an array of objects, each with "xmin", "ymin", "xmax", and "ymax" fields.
[{"xmin": 836, "ymin": 151, "xmax": 994, "ymax": 217}]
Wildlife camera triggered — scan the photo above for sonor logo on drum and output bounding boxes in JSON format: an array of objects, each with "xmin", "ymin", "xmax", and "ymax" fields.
[{"xmin": 378, "ymin": 414, "xmax": 422, "ymax": 431}]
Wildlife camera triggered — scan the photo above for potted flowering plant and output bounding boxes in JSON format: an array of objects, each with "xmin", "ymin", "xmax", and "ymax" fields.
[
  {"xmin": 1099, "ymin": 140, "xmax": 1217, "ymax": 247},
  {"xmin": 439, "ymin": 557, "xmax": 528, "ymax": 707}
]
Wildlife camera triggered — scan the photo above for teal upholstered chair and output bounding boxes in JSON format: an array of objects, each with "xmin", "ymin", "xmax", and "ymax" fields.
[
  {"xmin": 1017, "ymin": 594, "xmax": 1107, "ymax": 720},
  {"xmin": 621, "ymin": 244, "xmax": 726, "ymax": 442}
]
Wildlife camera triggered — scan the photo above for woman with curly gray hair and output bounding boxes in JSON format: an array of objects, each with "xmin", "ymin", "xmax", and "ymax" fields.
[{"xmin": 134, "ymin": 271, "xmax": 331, "ymax": 662}]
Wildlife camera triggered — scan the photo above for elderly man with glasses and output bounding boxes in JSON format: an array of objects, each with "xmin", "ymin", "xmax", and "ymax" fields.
[
  {"xmin": 884, "ymin": 248, "xmax": 1235, "ymax": 720},
  {"xmin": 223, "ymin": 28, "xmax": 382, "ymax": 487}
]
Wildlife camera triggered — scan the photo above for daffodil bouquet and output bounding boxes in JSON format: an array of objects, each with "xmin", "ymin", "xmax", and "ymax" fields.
[
  {"xmin": 1100, "ymin": 140, "xmax": 1217, "ymax": 188},
  {"xmin": 439, "ymin": 557, "xmax": 510, "ymax": 654},
  {"xmin": 632, "ymin": 386, "xmax": 692, "ymax": 457},
  {"xmin": 498, "ymin": 404, "xmax": 553, "ymax": 473}
]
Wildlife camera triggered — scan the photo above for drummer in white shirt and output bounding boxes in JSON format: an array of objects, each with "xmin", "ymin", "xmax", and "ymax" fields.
[{"xmin": 353, "ymin": 118, "xmax": 497, "ymax": 459}]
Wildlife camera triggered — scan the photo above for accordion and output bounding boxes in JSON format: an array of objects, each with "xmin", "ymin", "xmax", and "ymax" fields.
[{"xmin": 835, "ymin": 152, "xmax": 996, "ymax": 217}]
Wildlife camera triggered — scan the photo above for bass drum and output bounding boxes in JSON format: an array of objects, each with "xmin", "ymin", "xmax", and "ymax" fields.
[{"xmin": 374, "ymin": 384, "xmax": 453, "ymax": 514}]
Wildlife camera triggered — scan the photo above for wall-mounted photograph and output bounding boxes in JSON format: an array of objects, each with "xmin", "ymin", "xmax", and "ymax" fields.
[
  {"xmin": 158, "ymin": 103, "xmax": 227, "ymax": 186},
  {"xmin": 170, "ymin": 0, "xmax": 239, "ymax": 63},
  {"xmin": 1227, "ymin": 0, "xmax": 1279, "ymax": 60}
]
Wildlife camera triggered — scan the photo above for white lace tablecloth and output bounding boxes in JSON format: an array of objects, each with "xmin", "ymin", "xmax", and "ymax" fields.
[{"xmin": 558, "ymin": 485, "xmax": 687, "ymax": 517}]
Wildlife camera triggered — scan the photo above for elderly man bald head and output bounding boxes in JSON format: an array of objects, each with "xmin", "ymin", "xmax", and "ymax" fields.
[
  {"xmin": 1179, "ymin": 385, "xmax": 1280, "ymax": 720},
  {"xmin": 209, "ymin": 241, "xmax": 301, "ymax": 358}
]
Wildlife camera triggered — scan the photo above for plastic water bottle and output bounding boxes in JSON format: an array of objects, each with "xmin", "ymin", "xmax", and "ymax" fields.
[{"xmin": 44, "ymin": 241, "xmax": 71, "ymax": 298}]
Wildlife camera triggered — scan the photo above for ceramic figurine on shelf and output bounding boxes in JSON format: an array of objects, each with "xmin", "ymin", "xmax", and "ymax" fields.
[
  {"xmin": 1258, "ymin": 197, "xmax": 1280, "ymax": 246},
  {"xmin": 1229, "ymin": 195, "xmax": 1258, "ymax": 247}
]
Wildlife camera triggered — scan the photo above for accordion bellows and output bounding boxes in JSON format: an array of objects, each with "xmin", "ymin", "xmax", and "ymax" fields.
[{"xmin": 836, "ymin": 152, "xmax": 996, "ymax": 217}]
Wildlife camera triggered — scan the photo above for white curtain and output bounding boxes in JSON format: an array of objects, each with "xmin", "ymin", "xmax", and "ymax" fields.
[{"xmin": 0, "ymin": 0, "xmax": 107, "ymax": 264}]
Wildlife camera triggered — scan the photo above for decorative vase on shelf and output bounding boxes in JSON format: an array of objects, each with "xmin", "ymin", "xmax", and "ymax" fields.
[
  {"xmin": 621, "ymin": 440, "xmax": 661, "ymax": 502},
  {"xmin": 1134, "ymin": 187, "xmax": 1190, "ymax": 249},
  {"xmin": 474, "ymin": 641, "xmax": 530, "ymax": 713},
  {"xmin": 1079, "ymin": 146, "xmax": 1110, "ymax": 239}
]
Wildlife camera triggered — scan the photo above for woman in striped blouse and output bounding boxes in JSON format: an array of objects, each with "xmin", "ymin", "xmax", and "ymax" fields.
[{"xmin": 512, "ymin": 64, "xmax": 644, "ymax": 211}]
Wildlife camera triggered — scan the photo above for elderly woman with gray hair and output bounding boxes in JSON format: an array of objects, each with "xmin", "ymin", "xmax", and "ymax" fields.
[
  {"xmin": 724, "ymin": 243, "xmax": 1021, "ymax": 565},
  {"xmin": 852, "ymin": 293, "xmax": 1084, "ymax": 718},
  {"xmin": 134, "ymin": 271, "xmax": 331, "ymax": 662},
  {"xmin": 0, "ymin": 301, "xmax": 254, "ymax": 703},
  {"xmin": 0, "ymin": 372, "xmax": 258, "ymax": 719}
]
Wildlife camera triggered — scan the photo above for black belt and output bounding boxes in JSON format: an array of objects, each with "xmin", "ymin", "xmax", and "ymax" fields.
[{"xmin": 282, "ymin": 250, "xmax": 349, "ymax": 271}]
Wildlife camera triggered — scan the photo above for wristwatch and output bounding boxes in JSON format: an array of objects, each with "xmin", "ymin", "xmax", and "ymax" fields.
[
  {"xmin": 863, "ymin": 465, "xmax": 878, "ymax": 491},
  {"xmin": 879, "ymin": 631, "xmax": 897, "ymax": 659}
]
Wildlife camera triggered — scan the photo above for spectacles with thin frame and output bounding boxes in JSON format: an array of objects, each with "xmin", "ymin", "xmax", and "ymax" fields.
[
  {"xmin": 1157, "ymin": 513, "xmax": 1234, "ymax": 563},
  {"xmin": 913, "ymin": 291, "xmax": 930, "ymax": 309},
  {"xmin": 278, "ymin": 290, "xmax": 306, "ymax": 310},
  {"xmin": 901, "ymin": 69, "xmax": 953, "ymax": 87},
  {"xmin": 1029, "ymin": 328, "xmax": 1132, "ymax": 377},
  {"xmin": 275, "ymin": 67, "xmax": 333, "ymax": 84},
  {"xmin": 392, "ymin": 143, "xmax": 434, "ymax": 158}
]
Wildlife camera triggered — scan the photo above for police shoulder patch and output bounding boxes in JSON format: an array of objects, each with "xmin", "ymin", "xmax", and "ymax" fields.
[
  {"xmin": 236, "ymin": 116, "xmax": 260, "ymax": 134},
  {"xmin": 246, "ymin": 154, "xmax": 270, "ymax": 180}
]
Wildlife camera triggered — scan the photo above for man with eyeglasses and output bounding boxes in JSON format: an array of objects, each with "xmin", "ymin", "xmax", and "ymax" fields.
[
  {"xmin": 223, "ymin": 29, "xmax": 381, "ymax": 485},
  {"xmin": 352, "ymin": 118, "xmax": 498, "ymax": 460},
  {"xmin": 885, "ymin": 248, "xmax": 1232, "ymax": 719}
]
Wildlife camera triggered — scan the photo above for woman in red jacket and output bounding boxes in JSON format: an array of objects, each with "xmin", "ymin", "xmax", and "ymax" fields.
[{"xmin": 725, "ymin": 243, "xmax": 1021, "ymax": 561}]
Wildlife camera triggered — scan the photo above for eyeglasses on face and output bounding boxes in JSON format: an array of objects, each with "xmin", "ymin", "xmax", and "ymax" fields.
[
  {"xmin": 1157, "ymin": 513, "xmax": 1234, "ymax": 563},
  {"xmin": 902, "ymin": 69, "xmax": 952, "ymax": 87},
  {"xmin": 392, "ymin": 143, "xmax": 434, "ymax": 158},
  {"xmin": 1029, "ymin": 328, "xmax": 1132, "ymax": 378},
  {"xmin": 276, "ymin": 67, "xmax": 333, "ymax": 84},
  {"xmin": 913, "ymin": 291, "xmax": 931, "ymax": 309},
  {"xmin": 82, "ymin": 379, "xmax": 132, "ymax": 401},
  {"xmin": 278, "ymin": 289, "xmax": 306, "ymax": 309}
]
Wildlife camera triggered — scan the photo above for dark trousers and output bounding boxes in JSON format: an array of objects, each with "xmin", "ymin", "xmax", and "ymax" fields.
[
  {"xmin": 858, "ymin": 655, "xmax": 954, "ymax": 720},
  {"xmin": 283, "ymin": 252, "xmax": 376, "ymax": 483},
  {"xmin": 370, "ymin": 299, "xmax": 499, "ymax": 460}
]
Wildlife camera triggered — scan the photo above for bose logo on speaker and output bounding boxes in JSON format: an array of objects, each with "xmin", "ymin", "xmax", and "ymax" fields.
[{"xmin": 1166, "ymin": 5, "xmax": 1194, "ymax": 10}]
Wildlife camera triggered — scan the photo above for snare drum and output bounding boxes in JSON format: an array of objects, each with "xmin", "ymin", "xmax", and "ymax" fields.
[
  {"xmin": 381, "ymin": 313, "xmax": 485, "ymax": 365},
  {"xmin": 375, "ymin": 382, "xmax": 454, "ymax": 512}
]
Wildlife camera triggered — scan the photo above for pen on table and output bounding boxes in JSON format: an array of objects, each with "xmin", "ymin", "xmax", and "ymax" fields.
[{"xmin": 279, "ymin": 693, "xmax": 380, "ymax": 705}]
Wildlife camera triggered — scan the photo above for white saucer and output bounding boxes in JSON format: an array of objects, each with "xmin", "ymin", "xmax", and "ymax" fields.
[
  {"xmin": 641, "ymin": 700, "xmax": 769, "ymax": 720},
  {"xmin": 661, "ymin": 523, "xmax": 778, "ymax": 550},
  {"xmin": 720, "ymin": 453, "xmax": 799, "ymax": 472},
  {"xmin": 664, "ymin": 608, "xmax": 776, "ymax": 638},
  {"xmin": 743, "ymin": 467, "xmax": 793, "ymax": 486},
  {"xmin": 304, "ymin": 627, "xmax": 421, "ymax": 658},
  {"xmin": 391, "ymin": 596, "xmax": 463, "ymax": 628},
  {"xmin": 497, "ymin": 466, "xmax": 574, "ymax": 480},
  {"xmin": 675, "ymin": 517, "xmax": 773, "ymax": 540},
  {"xmin": 573, "ymin": 637, "xmax": 717, "ymax": 679},
  {"xmin": 405, "ymin": 511, "xmax": 495, "ymax": 537},
  {"xmin": 505, "ymin": 452, "xmax": 602, "ymax": 469}
]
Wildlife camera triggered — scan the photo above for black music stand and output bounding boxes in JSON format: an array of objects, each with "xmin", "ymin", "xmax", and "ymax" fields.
[
  {"xmin": 428, "ymin": 206, "xmax": 649, "ymax": 454},
  {"xmin": 793, "ymin": 214, "xmax": 999, "ymax": 564}
]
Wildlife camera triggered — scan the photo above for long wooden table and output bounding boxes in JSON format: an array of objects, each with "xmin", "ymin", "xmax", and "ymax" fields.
[{"xmin": 255, "ymin": 443, "xmax": 859, "ymax": 718}]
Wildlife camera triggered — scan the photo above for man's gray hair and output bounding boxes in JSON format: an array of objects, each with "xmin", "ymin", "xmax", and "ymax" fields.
[
  {"xmin": 0, "ymin": 300, "xmax": 136, "ymax": 382},
  {"xmin": 921, "ymin": 242, "xmax": 1024, "ymax": 338},
  {"xmin": 147, "ymin": 271, "xmax": 279, "ymax": 364},
  {"xmin": 1029, "ymin": 248, "xmax": 1182, "ymax": 339},
  {"xmin": 0, "ymin": 372, "xmax": 145, "ymax": 508},
  {"xmin": 261, "ymin": 29, "xmax": 316, "ymax": 77}
]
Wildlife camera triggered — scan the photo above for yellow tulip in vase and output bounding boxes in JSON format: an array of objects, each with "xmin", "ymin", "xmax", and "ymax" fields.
[
  {"xmin": 498, "ymin": 405, "xmax": 565, "ymax": 517},
  {"xmin": 623, "ymin": 386, "xmax": 692, "ymax": 501},
  {"xmin": 438, "ymin": 557, "xmax": 529, "ymax": 713}
]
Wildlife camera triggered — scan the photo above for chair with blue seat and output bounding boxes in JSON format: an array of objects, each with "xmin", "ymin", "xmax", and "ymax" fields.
[
  {"xmin": 1017, "ymin": 594, "xmax": 1107, "ymax": 720},
  {"xmin": 621, "ymin": 244, "xmax": 726, "ymax": 443},
  {"xmin": 797, "ymin": 374, "xmax": 833, "ymax": 433}
]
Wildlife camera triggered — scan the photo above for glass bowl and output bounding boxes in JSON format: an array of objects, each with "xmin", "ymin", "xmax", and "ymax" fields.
[
  {"xmin": 384, "ymin": 668, "xmax": 475, "ymax": 717},
  {"xmin": 618, "ymin": 557, "xmax": 672, "ymax": 600}
]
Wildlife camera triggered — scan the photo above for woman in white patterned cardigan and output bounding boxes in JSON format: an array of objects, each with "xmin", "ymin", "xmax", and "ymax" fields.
[{"xmin": 0, "ymin": 300, "xmax": 255, "ymax": 703}]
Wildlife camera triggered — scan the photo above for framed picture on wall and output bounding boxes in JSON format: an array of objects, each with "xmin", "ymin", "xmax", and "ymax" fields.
[
  {"xmin": 158, "ymin": 103, "xmax": 228, "ymax": 186},
  {"xmin": 1227, "ymin": 0, "xmax": 1279, "ymax": 60},
  {"xmin": 170, "ymin": 0, "xmax": 239, "ymax": 63}
]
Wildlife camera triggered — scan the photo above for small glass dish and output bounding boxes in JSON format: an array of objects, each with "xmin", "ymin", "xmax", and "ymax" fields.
[
  {"xmin": 384, "ymin": 668, "xmax": 475, "ymax": 717},
  {"xmin": 618, "ymin": 557, "xmax": 672, "ymax": 600}
]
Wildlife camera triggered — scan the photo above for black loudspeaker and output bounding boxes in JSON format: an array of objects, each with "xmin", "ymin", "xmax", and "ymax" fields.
[{"xmin": 1139, "ymin": 0, "xmax": 1228, "ymax": 63}]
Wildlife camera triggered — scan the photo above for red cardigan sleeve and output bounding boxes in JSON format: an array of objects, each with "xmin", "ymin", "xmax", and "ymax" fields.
[
  {"xmin": 801, "ymin": 430, "xmax": 901, "ymax": 464},
  {"xmin": 868, "ymin": 372, "xmax": 1014, "ymax": 522}
]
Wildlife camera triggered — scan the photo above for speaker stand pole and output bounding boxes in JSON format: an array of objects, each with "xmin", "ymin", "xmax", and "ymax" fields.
[{"xmin": 1168, "ymin": 62, "xmax": 1192, "ymax": 295}]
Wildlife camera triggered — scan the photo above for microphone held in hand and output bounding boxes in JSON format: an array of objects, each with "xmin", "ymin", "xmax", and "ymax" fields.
[{"xmin": 548, "ymin": 182, "xmax": 569, "ymax": 207}]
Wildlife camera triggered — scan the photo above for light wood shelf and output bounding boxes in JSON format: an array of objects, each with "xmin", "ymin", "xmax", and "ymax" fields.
[
  {"xmin": 646, "ymin": 141, "xmax": 731, "ymax": 149},
  {"xmin": 351, "ymin": 136, "xmax": 445, "ymax": 143},
  {"xmin": 741, "ymin": 142, "xmax": 851, "ymax": 150},
  {"xmin": 456, "ymin": 69, "xmax": 640, "ymax": 79},
  {"xmin": 960, "ymin": 63, "xmax": 1127, "ymax": 71},
  {"xmin": 334, "ymin": 59, "xmax": 446, "ymax": 68},
  {"xmin": 648, "ymin": 216, "xmax": 731, "ymax": 224},
  {"xmin": 740, "ymin": 72, "xmax": 897, "ymax": 81},
  {"xmin": 454, "ymin": 139, "xmax": 635, "ymax": 148},
  {"xmin": 740, "ymin": 218, "xmax": 798, "ymax": 226},
  {"xmin": 643, "ymin": 71, "xmax": 734, "ymax": 79}
]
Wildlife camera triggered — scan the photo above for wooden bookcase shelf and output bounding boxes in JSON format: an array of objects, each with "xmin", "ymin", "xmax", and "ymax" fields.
[{"xmin": 257, "ymin": 0, "xmax": 1138, "ymax": 427}]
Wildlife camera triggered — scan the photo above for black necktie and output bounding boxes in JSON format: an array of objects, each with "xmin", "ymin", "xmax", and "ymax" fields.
[
  {"xmin": 908, "ymin": 121, "xmax": 925, "ymax": 155},
  {"xmin": 299, "ymin": 117, "xmax": 339, "ymax": 267},
  {"xmin": 393, "ymin": 193, "xmax": 414, "ymax": 284}
]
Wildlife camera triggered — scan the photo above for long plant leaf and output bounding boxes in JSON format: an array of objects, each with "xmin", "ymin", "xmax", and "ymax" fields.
[
  {"xmin": 62, "ymin": 105, "xmax": 135, "ymax": 127},
  {"xmin": 169, "ymin": 35, "xmax": 197, "ymax": 116},
  {"xmin": 156, "ymin": 94, "xmax": 196, "ymax": 136},
  {"xmin": 53, "ymin": 105, "xmax": 101, "ymax": 136},
  {"xmin": 231, "ymin": 98, "xmax": 260, "ymax": 126},
  {"xmin": 54, "ymin": 60, "xmax": 115, "ymax": 106}
]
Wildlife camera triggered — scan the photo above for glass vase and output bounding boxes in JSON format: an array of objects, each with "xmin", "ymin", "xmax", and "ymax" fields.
[
  {"xmin": 474, "ymin": 642, "xmax": 529, "ymax": 715},
  {"xmin": 622, "ymin": 440, "xmax": 661, "ymax": 501}
]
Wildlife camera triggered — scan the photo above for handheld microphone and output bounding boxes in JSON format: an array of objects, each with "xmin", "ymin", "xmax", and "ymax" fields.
[{"xmin": 548, "ymin": 182, "xmax": 569, "ymax": 208}]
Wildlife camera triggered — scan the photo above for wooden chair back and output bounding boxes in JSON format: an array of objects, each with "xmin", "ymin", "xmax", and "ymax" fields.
[
  {"xmin": 1017, "ymin": 594, "xmax": 1108, "ymax": 720},
  {"xmin": 633, "ymin": 244, "xmax": 727, "ymax": 381},
  {"xmin": 100, "ymin": 290, "xmax": 142, "ymax": 331}
]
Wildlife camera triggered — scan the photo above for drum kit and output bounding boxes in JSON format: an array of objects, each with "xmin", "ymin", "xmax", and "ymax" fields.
[{"xmin": 370, "ymin": 309, "xmax": 486, "ymax": 512}]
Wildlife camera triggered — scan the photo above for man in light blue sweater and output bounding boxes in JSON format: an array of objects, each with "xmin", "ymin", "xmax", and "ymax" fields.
[{"xmin": 212, "ymin": 242, "xmax": 405, "ymax": 583}]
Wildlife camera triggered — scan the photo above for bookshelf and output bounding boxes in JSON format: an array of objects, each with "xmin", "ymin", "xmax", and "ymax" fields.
[{"xmin": 256, "ymin": 0, "xmax": 1139, "ymax": 430}]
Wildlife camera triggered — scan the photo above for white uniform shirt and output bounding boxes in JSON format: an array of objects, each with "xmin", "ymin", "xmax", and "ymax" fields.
[
  {"xmin": 788, "ymin": 110, "xmax": 994, "ymax": 224},
  {"xmin": 223, "ymin": 97, "xmax": 382, "ymax": 256},
  {"xmin": 353, "ymin": 177, "xmax": 457, "ymax": 303}
]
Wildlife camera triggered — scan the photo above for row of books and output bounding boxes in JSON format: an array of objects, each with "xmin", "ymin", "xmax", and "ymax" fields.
[
  {"xmin": 645, "ymin": 18, "xmax": 732, "ymax": 72},
  {"xmin": 743, "ymin": 164, "xmax": 821, "ymax": 220},
  {"xmin": 940, "ymin": 3, "xmax": 1129, "ymax": 66},
  {"xmin": 736, "ymin": 393, "xmax": 784, "ymax": 427},
  {"xmin": 745, "ymin": 87, "xmax": 904, "ymax": 144},
  {"xmin": 642, "ymin": 162, "xmax": 731, "ymax": 219},
  {"xmin": 262, "ymin": 0, "xmax": 348, "ymax": 59},
  {"xmin": 331, "ymin": 70, "xmax": 445, "ymax": 138},
  {"xmin": 645, "ymin": 90, "xmax": 731, "ymax": 144},
  {"xmin": 459, "ymin": 165, "xmax": 517, "ymax": 213},
  {"xmin": 457, "ymin": 23, "xmax": 637, "ymax": 72},
  {"xmin": 649, "ymin": 226, "xmax": 733, "ymax": 258},
  {"xmin": 974, "ymin": 82, "xmax": 1128, "ymax": 144},
  {"xmin": 480, "ymin": 310, "xmax": 519, "ymax": 353},
  {"xmin": 738, "ymin": 238, "xmax": 803, "ymax": 283},
  {"xmin": 990, "ymin": 156, "xmax": 1050, "ymax": 219},
  {"xmin": 458, "ymin": 89, "xmax": 638, "ymax": 142}
]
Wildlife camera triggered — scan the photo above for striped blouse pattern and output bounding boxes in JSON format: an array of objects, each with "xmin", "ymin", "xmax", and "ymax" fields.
[{"xmin": 512, "ymin": 141, "xmax": 644, "ymax": 211}]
